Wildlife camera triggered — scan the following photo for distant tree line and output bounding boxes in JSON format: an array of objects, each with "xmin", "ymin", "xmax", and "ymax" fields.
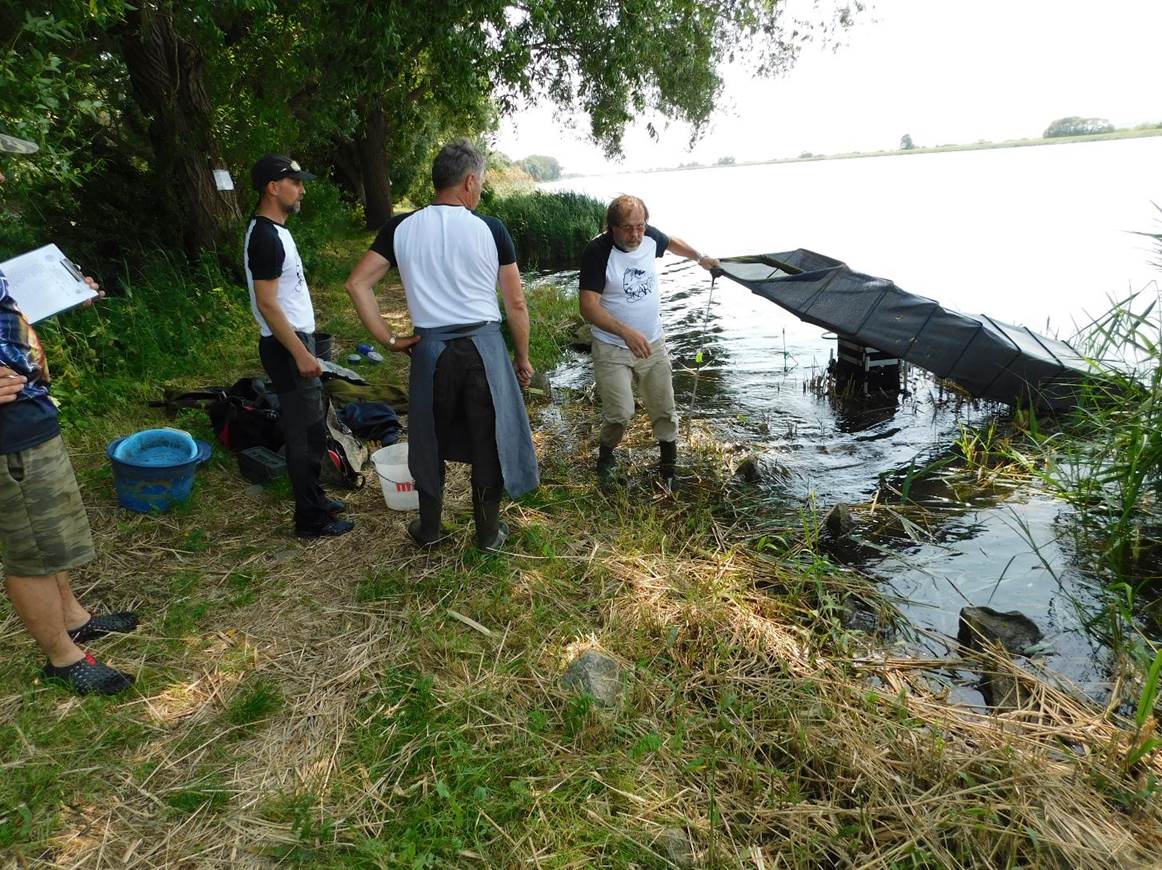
[
  {"xmin": 516, "ymin": 156, "xmax": 562, "ymax": 183},
  {"xmin": 1043, "ymin": 117, "xmax": 1115, "ymax": 138}
]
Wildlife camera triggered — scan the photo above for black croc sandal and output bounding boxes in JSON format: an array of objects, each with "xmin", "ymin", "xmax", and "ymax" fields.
[
  {"xmin": 43, "ymin": 653, "xmax": 135, "ymax": 696},
  {"xmin": 67, "ymin": 611, "xmax": 140, "ymax": 644}
]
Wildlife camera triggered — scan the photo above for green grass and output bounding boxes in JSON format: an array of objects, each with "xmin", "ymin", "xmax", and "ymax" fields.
[{"xmin": 225, "ymin": 678, "xmax": 285, "ymax": 729}]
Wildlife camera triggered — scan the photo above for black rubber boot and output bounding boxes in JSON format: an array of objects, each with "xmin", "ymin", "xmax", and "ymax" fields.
[
  {"xmin": 407, "ymin": 491, "xmax": 446, "ymax": 547},
  {"xmin": 659, "ymin": 440, "xmax": 678, "ymax": 489},
  {"xmin": 473, "ymin": 487, "xmax": 509, "ymax": 552},
  {"xmin": 596, "ymin": 445, "xmax": 619, "ymax": 489}
]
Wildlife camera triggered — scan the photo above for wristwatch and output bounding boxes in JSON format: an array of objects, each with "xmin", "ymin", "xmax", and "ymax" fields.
[{"xmin": 387, "ymin": 335, "xmax": 397, "ymax": 348}]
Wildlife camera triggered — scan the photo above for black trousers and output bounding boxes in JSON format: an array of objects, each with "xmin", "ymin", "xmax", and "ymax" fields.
[
  {"xmin": 259, "ymin": 332, "xmax": 330, "ymax": 529},
  {"xmin": 431, "ymin": 338, "xmax": 503, "ymax": 500}
]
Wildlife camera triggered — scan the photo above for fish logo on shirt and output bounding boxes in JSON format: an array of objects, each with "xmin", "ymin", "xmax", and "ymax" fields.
[{"xmin": 622, "ymin": 267, "xmax": 654, "ymax": 302}]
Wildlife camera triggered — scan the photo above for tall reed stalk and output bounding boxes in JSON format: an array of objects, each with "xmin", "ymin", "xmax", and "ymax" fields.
[{"xmin": 1007, "ymin": 216, "xmax": 1162, "ymax": 658}]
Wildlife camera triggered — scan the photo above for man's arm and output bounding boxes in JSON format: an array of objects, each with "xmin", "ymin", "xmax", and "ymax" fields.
[
  {"xmin": 499, "ymin": 263, "xmax": 533, "ymax": 387},
  {"xmin": 253, "ymin": 279, "xmax": 322, "ymax": 378},
  {"xmin": 344, "ymin": 250, "xmax": 418, "ymax": 354},
  {"xmin": 579, "ymin": 289, "xmax": 653, "ymax": 359},
  {"xmin": 665, "ymin": 236, "xmax": 720, "ymax": 271},
  {"xmin": 0, "ymin": 366, "xmax": 27, "ymax": 404}
]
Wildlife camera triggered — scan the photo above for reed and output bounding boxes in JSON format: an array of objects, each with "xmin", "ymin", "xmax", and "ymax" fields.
[{"xmin": 481, "ymin": 190, "xmax": 606, "ymax": 271}]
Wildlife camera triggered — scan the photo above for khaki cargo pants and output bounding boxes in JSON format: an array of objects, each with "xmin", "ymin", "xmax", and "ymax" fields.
[
  {"xmin": 591, "ymin": 337, "xmax": 679, "ymax": 449},
  {"xmin": 0, "ymin": 435, "xmax": 95, "ymax": 576}
]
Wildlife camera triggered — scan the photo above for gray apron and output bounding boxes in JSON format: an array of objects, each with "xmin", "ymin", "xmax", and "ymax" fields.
[{"xmin": 408, "ymin": 321, "xmax": 539, "ymax": 498}]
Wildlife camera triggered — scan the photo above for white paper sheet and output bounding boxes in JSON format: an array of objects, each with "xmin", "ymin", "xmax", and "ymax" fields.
[{"xmin": 0, "ymin": 244, "xmax": 97, "ymax": 323}]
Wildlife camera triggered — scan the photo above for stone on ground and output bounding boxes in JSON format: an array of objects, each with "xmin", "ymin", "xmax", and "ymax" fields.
[
  {"xmin": 561, "ymin": 649, "xmax": 623, "ymax": 706},
  {"xmin": 654, "ymin": 826, "xmax": 695, "ymax": 868}
]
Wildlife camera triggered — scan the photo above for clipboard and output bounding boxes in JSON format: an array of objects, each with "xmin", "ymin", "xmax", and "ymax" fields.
[{"xmin": 0, "ymin": 243, "xmax": 98, "ymax": 323}]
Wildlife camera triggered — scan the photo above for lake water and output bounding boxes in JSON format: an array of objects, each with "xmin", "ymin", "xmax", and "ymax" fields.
[{"xmin": 543, "ymin": 137, "xmax": 1162, "ymax": 704}]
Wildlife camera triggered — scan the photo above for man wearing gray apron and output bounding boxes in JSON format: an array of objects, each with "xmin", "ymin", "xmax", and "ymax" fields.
[{"xmin": 345, "ymin": 140, "xmax": 538, "ymax": 551}]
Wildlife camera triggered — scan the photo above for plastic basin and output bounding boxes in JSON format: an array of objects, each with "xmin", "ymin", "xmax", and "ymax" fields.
[{"xmin": 107, "ymin": 432, "xmax": 212, "ymax": 513}]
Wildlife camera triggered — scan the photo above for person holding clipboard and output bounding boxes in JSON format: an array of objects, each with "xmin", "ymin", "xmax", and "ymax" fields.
[{"xmin": 1, "ymin": 131, "xmax": 139, "ymax": 696}]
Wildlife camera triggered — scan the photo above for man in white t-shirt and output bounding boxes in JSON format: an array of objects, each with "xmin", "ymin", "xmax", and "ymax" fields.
[
  {"xmin": 245, "ymin": 154, "xmax": 352, "ymax": 539},
  {"xmin": 345, "ymin": 140, "xmax": 538, "ymax": 552},
  {"xmin": 579, "ymin": 195, "xmax": 719, "ymax": 488}
]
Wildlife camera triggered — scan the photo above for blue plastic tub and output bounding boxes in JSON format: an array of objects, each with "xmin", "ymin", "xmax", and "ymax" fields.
[
  {"xmin": 113, "ymin": 427, "xmax": 198, "ymax": 466},
  {"xmin": 107, "ymin": 431, "xmax": 212, "ymax": 513}
]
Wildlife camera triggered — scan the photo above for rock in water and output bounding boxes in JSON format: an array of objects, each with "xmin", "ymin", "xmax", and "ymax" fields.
[
  {"xmin": 979, "ymin": 670, "xmax": 1029, "ymax": 712},
  {"xmin": 957, "ymin": 606, "xmax": 1043, "ymax": 655},
  {"xmin": 733, "ymin": 455, "xmax": 761, "ymax": 483},
  {"xmin": 561, "ymin": 650, "xmax": 623, "ymax": 706},
  {"xmin": 824, "ymin": 502, "xmax": 854, "ymax": 538}
]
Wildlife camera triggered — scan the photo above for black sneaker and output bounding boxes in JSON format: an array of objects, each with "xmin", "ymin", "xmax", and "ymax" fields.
[
  {"xmin": 295, "ymin": 518, "xmax": 355, "ymax": 539},
  {"xmin": 67, "ymin": 611, "xmax": 140, "ymax": 644},
  {"xmin": 43, "ymin": 653, "xmax": 135, "ymax": 696},
  {"xmin": 324, "ymin": 498, "xmax": 348, "ymax": 515}
]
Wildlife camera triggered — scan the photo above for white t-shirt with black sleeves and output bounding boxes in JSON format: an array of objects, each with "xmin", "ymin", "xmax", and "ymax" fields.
[
  {"xmin": 578, "ymin": 226, "xmax": 670, "ymax": 349},
  {"xmin": 370, "ymin": 204, "xmax": 517, "ymax": 328},
  {"xmin": 244, "ymin": 215, "xmax": 315, "ymax": 337}
]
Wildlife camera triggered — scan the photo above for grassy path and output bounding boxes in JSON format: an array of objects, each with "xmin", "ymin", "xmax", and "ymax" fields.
[{"xmin": 2, "ymin": 235, "xmax": 1159, "ymax": 868}]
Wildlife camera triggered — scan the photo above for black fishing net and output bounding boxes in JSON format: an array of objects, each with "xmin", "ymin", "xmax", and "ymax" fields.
[{"xmin": 716, "ymin": 250, "xmax": 1093, "ymax": 410}]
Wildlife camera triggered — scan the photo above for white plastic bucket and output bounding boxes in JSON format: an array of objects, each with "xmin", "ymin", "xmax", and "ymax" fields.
[{"xmin": 372, "ymin": 443, "xmax": 419, "ymax": 511}]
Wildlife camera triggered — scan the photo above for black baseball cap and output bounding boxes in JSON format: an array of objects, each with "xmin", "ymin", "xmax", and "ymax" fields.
[
  {"xmin": 251, "ymin": 154, "xmax": 316, "ymax": 191},
  {"xmin": 0, "ymin": 132, "xmax": 39, "ymax": 154}
]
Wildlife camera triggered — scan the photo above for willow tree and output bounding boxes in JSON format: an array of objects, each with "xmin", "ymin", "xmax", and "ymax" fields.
[{"xmin": 114, "ymin": 2, "xmax": 244, "ymax": 255}]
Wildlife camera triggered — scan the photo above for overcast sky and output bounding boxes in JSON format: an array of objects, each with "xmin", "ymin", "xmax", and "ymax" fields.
[{"xmin": 495, "ymin": 0, "xmax": 1162, "ymax": 174}]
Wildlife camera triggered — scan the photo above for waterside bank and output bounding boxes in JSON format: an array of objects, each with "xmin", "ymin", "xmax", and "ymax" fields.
[{"xmin": 1, "ymin": 229, "xmax": 1159, "ymax": 866}]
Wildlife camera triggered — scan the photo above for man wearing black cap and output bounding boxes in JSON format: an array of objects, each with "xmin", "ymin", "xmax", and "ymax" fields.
[
  {"xmin": 1, "ymin": 131, "xmax": 139, "ymax": 695},
  {"xmin": 245, "ymin": 154, "xmax": 352, "ymax": 538}
]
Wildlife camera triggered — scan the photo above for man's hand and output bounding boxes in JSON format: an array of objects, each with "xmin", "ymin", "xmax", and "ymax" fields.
[
  {"xmin": 296, "ymin": 353, "xmax": 323, "ymax": 379},
  {"xmin": 387, "ymin": 335, "xmax": 421, "ymax": 354},
  {"xmin": 0, "ymin": 366, "xmax": 27, "ymax": 404},
  {"xmin": 621, "ymin": 327, "xmax": 652, "ymax": 359},
  {"xmin": 80, "ymin": 276, "xmax": 105, "ymax": 307},
  {"xmin": 514, "ymin": 355, "xmax": 534, "ymax": 388},
  {"xmin": 698, "ymin": 255, "xmax": 720, "ymax": 271}
]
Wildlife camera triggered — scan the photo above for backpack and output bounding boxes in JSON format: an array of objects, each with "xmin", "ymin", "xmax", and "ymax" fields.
[
  {"xmin": 211, "ymin": 378, "xmax": 284, "ymax": 452},
  {"xmin": 153, "ymin": 379, "xmax": 369, "ymax": 489},
  {"xmin": 152, "ymin": 378, "xmax": 282, "ymax": 453}
]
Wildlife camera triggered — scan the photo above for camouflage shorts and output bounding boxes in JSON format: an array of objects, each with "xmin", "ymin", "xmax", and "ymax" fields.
[{"xmin": 0, "ymin": 435, "xmax": 95, "ymax": 576}]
